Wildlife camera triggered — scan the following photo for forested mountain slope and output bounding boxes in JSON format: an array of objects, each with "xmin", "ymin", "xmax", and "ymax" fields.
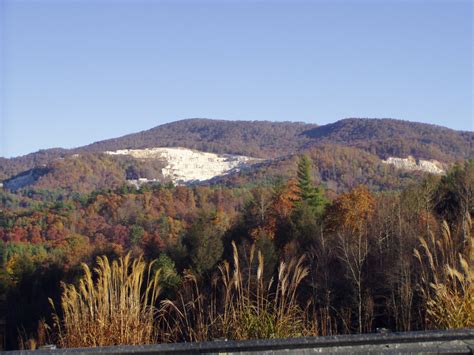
[
  {"xmin": 77, "ymin": 119, "xmax": 316, "ymax": 158},
  {"xmin": 0, "ymin": 149, "xmax": 69, "ymax": 181},
  {"xmin": 211, "ymin": 144, "xmax": 424, "ymax": 193},
  {"xmin": 302, "ymin": 118, "xmax": 473, "ymax": 161},
  {"xmin": 76, "ymin": 117, "xmax": 473, "ymax": 162},
  {"xmin": 1, "ymin": 118, "xmax": 472, "ymax": 191}
]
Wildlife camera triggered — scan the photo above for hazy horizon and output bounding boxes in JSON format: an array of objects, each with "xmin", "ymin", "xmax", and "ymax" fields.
[{"xmin": 1, "ymin": 0, "xmax": 472, "ymax": 158}]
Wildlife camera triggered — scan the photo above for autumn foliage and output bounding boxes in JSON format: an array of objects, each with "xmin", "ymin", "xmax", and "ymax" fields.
[{"xmin": 0, "ymin": 159, "xmax": 472, "ymax": 349}]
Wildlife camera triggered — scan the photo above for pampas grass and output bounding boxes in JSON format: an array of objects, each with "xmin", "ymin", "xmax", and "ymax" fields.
[
  {"xmin": 425, "ymin": 257, "xmax": 473, "ymax": 328},
  {"xmin": 414, "ymin": 214, "xmax": 473, "ymax": 329},
  {"xmin": 50, "ymin": 253, "xmax": 161, "ymax": 348}
]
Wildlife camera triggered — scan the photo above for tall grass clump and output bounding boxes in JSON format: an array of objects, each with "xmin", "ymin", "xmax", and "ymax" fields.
[
  {"xmin": 160, "ymin": 242, "xmax": 315, "ymax": 342},
  {"xmin": 218, "ymin": 242, "xmax": 312, "ymax": 339},
  {"xmin": 50, "ymin": 253, "xmax": 161, "ymax": 348},
  {"xmin": 414, "ymin": 215, "xmax": 473, "ymax": 329},
  {"xmin": 425, "ymin": 257, "xmax": 473, "ymax": 328}
]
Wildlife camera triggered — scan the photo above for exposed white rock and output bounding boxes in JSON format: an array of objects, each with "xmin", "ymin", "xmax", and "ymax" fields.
[
  {"xmin": 105, "ymin": 147, "xmax": 261, "ymax": 184},
  {"xmin": 382, "ymin": 156, "xmax": 445, "ymax": 175},
  {"xmin": 126, "ymin": 178, "xmax": 160, "ymax": 189}
]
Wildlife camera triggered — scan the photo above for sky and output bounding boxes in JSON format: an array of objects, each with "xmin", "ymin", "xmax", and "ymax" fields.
[{"xmin": 0, "ymin": 0, "xmax": 472, "ymax": 158}]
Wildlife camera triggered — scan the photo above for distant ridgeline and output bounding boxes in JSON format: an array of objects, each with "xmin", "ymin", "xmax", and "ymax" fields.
[{"xmin": 0, "ymin": 118, "xmax": 472, "ymax": 193}]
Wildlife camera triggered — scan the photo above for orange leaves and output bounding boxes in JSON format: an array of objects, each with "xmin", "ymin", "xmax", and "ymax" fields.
[
  {"xmin": 249, "ymin": 179, "xmax": 300, "ymax": 241},
  {"xmin": 326, "ymin": 185, "xmax": 375, "ymax": 235},
  {"xmin": 8, "ymin": 226, "xmax": 27, "ymax": 242},
  {"xmin": 28, "ymin": 225, "xmax": 43, "ymax": 244},
  {"xmin": 273, "ymin": 179, "xmax": 300, "ymax": 218}
]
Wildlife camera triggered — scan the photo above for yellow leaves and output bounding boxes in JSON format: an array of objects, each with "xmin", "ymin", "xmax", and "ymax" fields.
[
  {"xmin": 212, "ymin": 210, "xmax": 230, "ymax": 229},
  {"xmin": 165, "ymin": 217, "xmax": 184, "ymax": 246},
  {"xmin": 5, "ymin": 254, "xmax": 18, "ymax": 281}
]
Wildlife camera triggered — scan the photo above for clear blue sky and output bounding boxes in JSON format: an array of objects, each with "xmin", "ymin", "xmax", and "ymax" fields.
[{"xmin": 1, "ymin": 0, "xmax": 472, "ymax": 158}]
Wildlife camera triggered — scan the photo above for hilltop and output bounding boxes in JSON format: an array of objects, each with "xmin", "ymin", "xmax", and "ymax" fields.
[{"xmin": 0, "ymin": 118, "xmax": 472, "ymax": 192}]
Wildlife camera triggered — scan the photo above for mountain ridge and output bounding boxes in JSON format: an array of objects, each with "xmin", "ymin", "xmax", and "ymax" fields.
[
  {"xmin": 3, "ymin": 117, "xmax": 473, "ymax": 160},
  {"xmin": 1, "ymin": 117, "xmax": 472, "ymax": 191}
]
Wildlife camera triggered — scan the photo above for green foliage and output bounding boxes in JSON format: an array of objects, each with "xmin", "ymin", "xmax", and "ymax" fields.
[
  {"xmin": 255, "ymin": 235, "xmax": 278, "ymax": 281},
  {"xmin": 0, "ymin": 211, "xmax": 14, "ymax": 229},
  {"xmin": 184, "ymin": 212, "xmax": 225, "ymax": 275},
  {"xmin": 290, "ymin": 202, "xmax": 320, "ymax": 249},
  {"xmin": 296, "ymin": 155, "xmax": 314, "ymax": 199},
  {"xmin": 155, "ymin": 253, "xmax": 181, "ymax": 291},
  {"xmin": 2, "ymin": 242, "xmax": 49, "ymax": 269},
  {"xmin": 0, "ymin": 190, "xmax": 20, "ymax": 209},
  {"xmin": 129, "ymin": 225, "xmax": 145, "ymax": 246},
  {"xmin": 296, "ymin": 154, "xmax": 328, "ymax": 216},
  {"xmin": 435, "ymin": 159, "xmax": 473, "ymax": 225}
]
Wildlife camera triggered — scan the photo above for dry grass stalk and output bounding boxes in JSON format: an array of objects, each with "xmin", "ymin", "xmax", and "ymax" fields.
[
  {"xmin": 414, "ymin": 214, "xmax": 473, "ymax": 329},
  {"xmin": 425, "ymin": 257, "xmax": 473, "ymax": 328},
  {"xmin": 18, "ymin": 320, "xmax": 52, "ymax": 350},
  {"xmin": 50, "ymin": 253, "xmax": 161, "ymax": 348},
  {"xmin": 160, "ymin": 241, "xmax": 315, "ymax": 342}
]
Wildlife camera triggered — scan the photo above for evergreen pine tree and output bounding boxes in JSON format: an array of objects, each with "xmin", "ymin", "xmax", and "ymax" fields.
[{"xmin": 296, "ymin": 155, "xmax": 327, "ymax": 215}]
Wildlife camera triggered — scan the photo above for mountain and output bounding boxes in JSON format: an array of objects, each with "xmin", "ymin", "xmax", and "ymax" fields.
[
  {"xmin": 77, "ymin": 119, "xmax": 317, "ymax": 158},
  {"xmin": 0, "ymin": 118, "xmax": 472, "ymax": 192},
  {"xmin": 301, "ymin": 118, "xmax": 473, "ymax": 161},
  {"xmin": 0, "ymin": 119, "xmax": 315, "ymax": 180},
  {"xmin": 208, "ymin": 144, "xmax": 430, "ymax": 192},
  {"xmin": 0, "ymin": 148, "xmax": 69, "ymax": 181},
  {"xmin": 75, "ymin": 117, "xmax": 473, "ymax": 162}
]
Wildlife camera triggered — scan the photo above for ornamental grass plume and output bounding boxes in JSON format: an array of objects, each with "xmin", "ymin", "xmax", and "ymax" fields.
[
  {"xmin": 50, "ymin": 253, "xmax": 161, "ymax": 348},
  {"xmin": 414, "ymin": 215, "xmax": 473, "ymax": 329},
  {"xmin": 425, "ymin": 258, "xmax": 473, "ymax": 328}
]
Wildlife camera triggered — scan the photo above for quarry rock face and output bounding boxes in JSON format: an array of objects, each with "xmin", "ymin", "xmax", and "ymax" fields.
[
  {"xmin": 382, "ymin": 156, "xmax": 445, "ymax": 175},
  {"xmin": 106, "ymin": 147, "xmax": 261, "ymax": 184}
]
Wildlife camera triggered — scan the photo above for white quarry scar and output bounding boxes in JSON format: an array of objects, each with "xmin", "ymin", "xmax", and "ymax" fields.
[
  {"xmin": 381, "ymin": 156, "xmax": 445, "ymax": 175},
  {"xmin": 105, "ymin": 147, "xmax": 262, "ymax": 184}
]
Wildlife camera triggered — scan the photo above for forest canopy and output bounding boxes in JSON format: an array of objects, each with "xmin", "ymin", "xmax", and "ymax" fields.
[{"xmin": 0, "ymin": 157, "xmax": 472, "ymax": 349}]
